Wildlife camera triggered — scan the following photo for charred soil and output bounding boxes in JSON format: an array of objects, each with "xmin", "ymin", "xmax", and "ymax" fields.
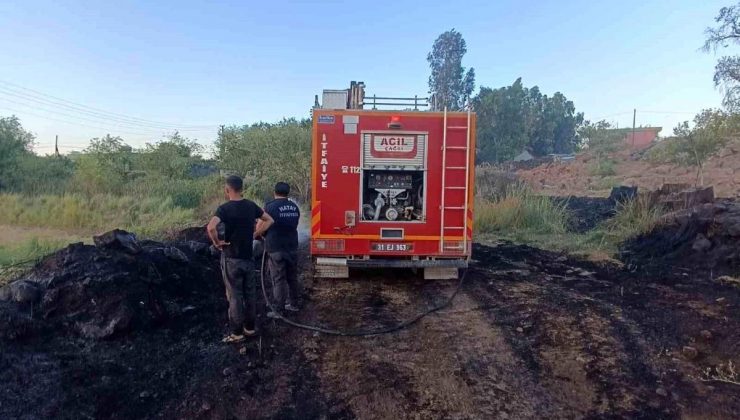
[{"xmin": 1, "ymin": 232, "xmax": 738, "ymax": 419}]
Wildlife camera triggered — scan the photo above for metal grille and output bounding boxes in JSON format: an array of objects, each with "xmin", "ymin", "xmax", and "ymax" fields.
[{"xmin": 361, "ymin": 132, "xmax": 427, "ymax": 169}]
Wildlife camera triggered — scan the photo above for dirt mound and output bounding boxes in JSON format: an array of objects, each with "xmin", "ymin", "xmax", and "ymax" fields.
[
  {"xmin": 0, "ymin": 232, "xmax": 219, "ymax": 342},
  {"xmin": 172, "ymin": 225, "xmax": 211, "ymax": 243},
  {"xmin": 621, "ymin": 200, "xmax": 740, "ymax": 277},
  {"xmin": 517, "ymin": 140, "xmax": 740, "ymax": 197}
]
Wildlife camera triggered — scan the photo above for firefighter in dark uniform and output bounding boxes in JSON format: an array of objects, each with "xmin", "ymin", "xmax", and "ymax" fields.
[{"xmin": 260, "ymin": 182, "xmax": 301, "ymax": 317}]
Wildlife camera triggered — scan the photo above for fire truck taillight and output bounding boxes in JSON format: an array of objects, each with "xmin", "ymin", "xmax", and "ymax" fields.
[
  {"xmin": 344, "ymin": 210, "xmax": 356, "ymax": 227},
  {"xmin": 388, "ymin": 115, "xmax": 402, "ymax": 129},
  {"xmin": 311, "ymin": 239, "xmax": 345, "ymax": 252}
]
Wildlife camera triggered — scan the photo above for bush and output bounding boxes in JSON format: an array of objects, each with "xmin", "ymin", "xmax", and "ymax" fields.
[
  {"xmin": 475, "ymin": 166, "xmax": 520, "ymax": 199},
  {"xmin": 126, "ymin": 175, "xmax": 222, "ymax": 209},
  {"xmin": 217, "ymin": 119, "xmax": 311, "ymax": 203},
  {"xmin": 475, "ymin": 185, "xmax": 568, "ymax": 234},
  {"xmin": 588, "ymin": 159, "xmax": 616, "ymax": 177},
  {"xmin": 590, "ymin": 176, "xmax": 620, "ymax": 192}
]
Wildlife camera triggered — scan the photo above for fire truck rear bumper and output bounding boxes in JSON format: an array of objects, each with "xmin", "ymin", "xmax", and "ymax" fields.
[{"xmin": 315, "ymin": 257, "xmax": 468, "ymax": 269}]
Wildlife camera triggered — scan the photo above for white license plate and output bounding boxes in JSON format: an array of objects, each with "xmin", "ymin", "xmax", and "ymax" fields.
[{"xmin": 371, "ymin": 242, "xmax": 414, "ymax": 252}]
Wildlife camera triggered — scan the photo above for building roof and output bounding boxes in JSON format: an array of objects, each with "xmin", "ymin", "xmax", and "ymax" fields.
[{"xmin": 620, "ymin": 127, "xmax": 662, "ymax": 149}]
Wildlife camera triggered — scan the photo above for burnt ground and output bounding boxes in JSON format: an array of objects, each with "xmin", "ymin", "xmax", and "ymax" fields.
[
  {"xmin": 1, "ymin": 237, "xmax": 739, "ymax": 419},
  {"xmin": 553, "ymin": 196, "xmax": 616, "ymax": 233}
]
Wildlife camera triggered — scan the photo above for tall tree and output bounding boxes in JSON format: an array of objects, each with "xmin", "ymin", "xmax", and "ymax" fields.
[
  {"xmin": 473, "ymin": 79, "xmax": 529, "ymax": 162},
  {"xmin": 704, "ymin": 3, "xmax": 740, "ymax": 110},
  {"xmin": 139, "ymin": 132, "xmax": 203, "ymax": 179},
  {"xmin": 427, "ymin": 29, "xmax": 475, "ymax": 111},
  {"xmin": 0, "ymin": 116, "xmax": 35, "ymax": 190},
  {"xmin": 74, "ymin": 134, "xmax": 132, "ymax": 193},
  {"xmin": 473, "ymin": 78, "xmax": 583, "ymax": 163}
]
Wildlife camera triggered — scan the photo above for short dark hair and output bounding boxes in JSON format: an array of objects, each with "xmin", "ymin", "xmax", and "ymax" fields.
[
  {"xmin": 225, "ymin": 175, "xmax": 243, "ymax": 192},
  {"xmin": 274, "ymin": 182, "xmax": 290, "ymax": 196}
]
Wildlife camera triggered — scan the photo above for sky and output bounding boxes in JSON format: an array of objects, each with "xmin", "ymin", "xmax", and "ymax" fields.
[{"xmin": 0, "ymin": 0, "xmax": 731, "ymax": 155}]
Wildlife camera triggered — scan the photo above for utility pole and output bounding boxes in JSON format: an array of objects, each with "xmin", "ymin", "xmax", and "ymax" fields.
[
  {"xmin": 218, "ymin": 124, "xmax": 225, "ymax": 160},
  {"xmin": 632, "ymin": 109, "xmax": 637, "ymax": 147},
  {"xmin": 54, "ymin": 135, "xmax": 60, "ymax": 157}
]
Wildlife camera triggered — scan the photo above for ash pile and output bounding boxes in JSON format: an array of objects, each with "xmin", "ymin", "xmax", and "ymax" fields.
[{"xmin": 0, "ymin": 229, "xmax": 221, "ymax": 342}]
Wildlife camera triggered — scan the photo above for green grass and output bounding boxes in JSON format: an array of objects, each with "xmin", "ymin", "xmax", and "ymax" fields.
[
  {"xmin": 588, "ymin": 195, "xmax": 666, "ymax": 249},
  {"xmin": 0, "ymin": 193, "xmax": 200, "ymax": 239},
  {"xmin": 475, "ymin": 191, "xmax": 666, "ymax": 261},
  {"xmin": 475, "ymin": 185, "xmax": 569, "ymax": 235},
  {"xmin": 0, "ymin": 237, "xmax": 70, "ymax": 266},
  {"xmin": 0, "ymin": 237, "xmax": 75, "ymax": 285}
]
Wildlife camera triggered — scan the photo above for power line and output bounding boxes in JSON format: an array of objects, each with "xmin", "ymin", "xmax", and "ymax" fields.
[
  {"xmin": 0, "ymin": 96, "xmax": 174, "ymax": 135},
  {"xmin": 0, "ymin": 86, "xmax": 217, "ymax": 132},
  {"xmin": 35, "ymin": 146, "xmax": 86, "ymax": 151},
  {"xmin": 0, "ymin": 80, "xmax": 219, "ymax": 130},
  {"xmin": 35, "ymin": 144, "xmax": 89, "ymax": 148},
  {"xmin": 590, "ymin": 111, "xmax": 632, "ymax": 121},
  {"xmin": 0, "ymin": 104, "xmax": 168, "ymax": 137},
  {"xmin": 639, "ymin": 110, "xmax": 696, "ymax": 115}
]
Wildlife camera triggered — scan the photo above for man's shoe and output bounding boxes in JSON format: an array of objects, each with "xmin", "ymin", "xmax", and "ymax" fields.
[
  {"xmin": 266, "ymin": 311, "xmax": 281, "ymax": 319},
  {"xmin": 284, "ymin": 304, "xmax": 299, "ymax": 312},
  {"xmin": 222, "ymin": 333, "xmax": 246, "ymax": 343}
]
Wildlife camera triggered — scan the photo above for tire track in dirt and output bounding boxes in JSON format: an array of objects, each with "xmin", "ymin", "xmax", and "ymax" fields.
[
  {"xmin": 465, "ymin": 243, "xmax": 677, "ymax": 418},
  {"xmin": 294, "ymin": 270, "xmax": 557, "ymax": 419}
]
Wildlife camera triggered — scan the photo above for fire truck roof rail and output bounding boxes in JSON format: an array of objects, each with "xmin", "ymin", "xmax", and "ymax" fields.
[{"xmin": 363, "ymin": 94, "xmax": 429, "ymax": 111}]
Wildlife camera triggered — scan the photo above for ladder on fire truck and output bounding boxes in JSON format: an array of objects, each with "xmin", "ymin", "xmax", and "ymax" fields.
[{"xmin": 439, "ymin": 106, "xmax": 472, "ymax": 254}]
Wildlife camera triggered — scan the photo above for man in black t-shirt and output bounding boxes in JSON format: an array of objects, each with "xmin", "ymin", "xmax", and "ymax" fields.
[
  {"xmin": 207, "ymin": 175, "xmax": 273, "ymax": 343},
  {"xmin": 259, "ymin": 182, "xmax": 301, "ymax": 317}
]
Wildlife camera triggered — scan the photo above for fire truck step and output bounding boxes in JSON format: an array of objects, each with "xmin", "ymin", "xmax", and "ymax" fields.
[
  {"xmin": 445, "ymin": 166, "xmax": 466, "ymax": 170},
  {"xmin": 442, "ymin": 245, "xmax": 465, "ymax": 250},
  {"xmin": 444, "ymin": 146, "xmax": 467, "ymax": 150},
  {"xmin": 443, "ymin": 226, "xmax": 464, "ymax": 229},
  {"xmin": 444, "ymin": 186, "xmax": 466, "ymax": 189},
  {"xmin": 446, "ymin": 126, "xmax": 468, "ymax": 130},
  {"xmin": 443, "ymin": 206, "xmax": 465, "ymax": 210}
]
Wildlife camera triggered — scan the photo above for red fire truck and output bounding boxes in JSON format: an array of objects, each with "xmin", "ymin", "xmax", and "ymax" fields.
[{"xmin": 310, "ymin": 82, "xmax": 476, "ymax": 279}]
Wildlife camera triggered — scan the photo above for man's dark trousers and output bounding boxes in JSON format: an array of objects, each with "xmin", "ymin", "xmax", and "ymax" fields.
[
  {"xmin": 220, "ymin": 254, "xmax": 256, "ymax": 332},
  {"xmin": 267, "ymin": 251, "xmax": 299, "ymax": 308}
]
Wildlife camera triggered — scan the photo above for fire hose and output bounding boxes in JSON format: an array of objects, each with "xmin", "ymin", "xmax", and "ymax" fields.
[{"xmin": 258, "ymin": 248, "xmax": 467, "ymax": 336}]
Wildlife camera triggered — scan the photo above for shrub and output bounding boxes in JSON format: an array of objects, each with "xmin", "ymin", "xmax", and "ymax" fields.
[
  {"xmin": 588, "ymin": 159, "xmax": 616, "ymax": 177},
  {"xmin": 590, "ymin": 176, "xmax": 620, "ymax": 192}
]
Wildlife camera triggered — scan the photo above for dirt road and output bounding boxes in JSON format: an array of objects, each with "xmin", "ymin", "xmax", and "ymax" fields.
[{"xmin": 1, "ymin": 239, "xmax": 738, "ymax": 419}]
